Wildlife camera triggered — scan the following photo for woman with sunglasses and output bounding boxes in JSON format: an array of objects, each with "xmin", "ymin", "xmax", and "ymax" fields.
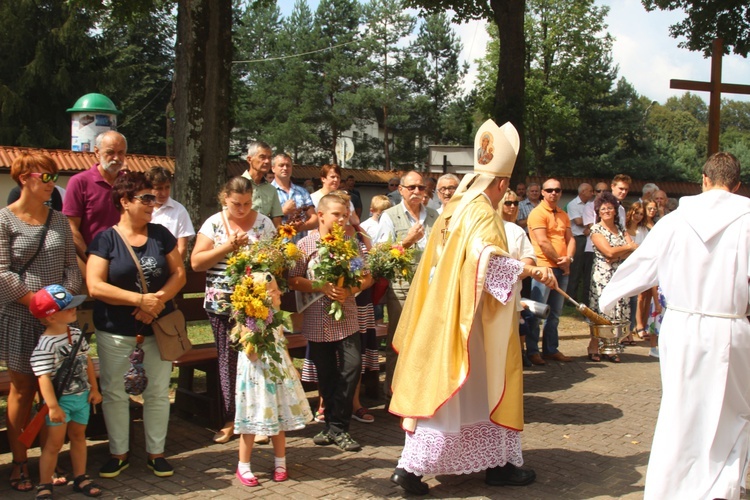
[
  {"xmin": 0, "ymin": 153, "xmax": 82, "ymax": 492},
  {"xmin": 87, "ymin": 172, "xmax": 186, "ymax": 479},
  {"xmin": 498, "ymin": 189, "xmax": 536, "ymax": 367}
]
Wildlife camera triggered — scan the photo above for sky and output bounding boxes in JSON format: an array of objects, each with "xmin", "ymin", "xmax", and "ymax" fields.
[{"xmin": 276, "ymin": 0, "xmax": 750, "ymax": 104}]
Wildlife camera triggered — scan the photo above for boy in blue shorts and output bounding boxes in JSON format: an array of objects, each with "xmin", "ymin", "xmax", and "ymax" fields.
[{"xmin": 29, "ymin": 285, "xmax": 103, "ymax": 499}]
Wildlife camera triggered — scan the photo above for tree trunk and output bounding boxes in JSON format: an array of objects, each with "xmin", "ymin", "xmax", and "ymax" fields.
[
  {"xmin": 491, "ymin": 0, "xmax": 526, "ymax": 185},
  {"xmin": 172, "ymin": 0, "xmax": 232, "ymax": 230}
]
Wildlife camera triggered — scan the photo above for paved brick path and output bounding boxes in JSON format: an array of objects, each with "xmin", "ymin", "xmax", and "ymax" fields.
[{"xmin": 1, "ymin": 335, "xmax": 663, "ymax": 499}]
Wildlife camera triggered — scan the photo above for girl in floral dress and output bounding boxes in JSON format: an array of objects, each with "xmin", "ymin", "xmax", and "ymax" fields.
[{"xmin": 234, "ymin": 272, "xmax": 313, "ymax": 486}]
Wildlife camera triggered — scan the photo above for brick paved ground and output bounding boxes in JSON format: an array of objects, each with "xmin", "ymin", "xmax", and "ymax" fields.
[{"xmin": 0, "ymin": 330, "xmax": 668, "ymax": 499}]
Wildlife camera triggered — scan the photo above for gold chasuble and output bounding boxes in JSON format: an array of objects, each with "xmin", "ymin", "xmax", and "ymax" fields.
[{"xmin": 390, "ymin": 193, "xmax": 525, "ymax": 433}]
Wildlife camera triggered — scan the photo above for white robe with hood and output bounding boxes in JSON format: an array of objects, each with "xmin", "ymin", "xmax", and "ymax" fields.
[{"xmin": 600, "ymin": 188, "xmax": 750, "ymax": 500}]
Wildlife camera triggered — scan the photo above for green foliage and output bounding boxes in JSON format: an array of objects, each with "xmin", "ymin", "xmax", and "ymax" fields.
[
  {"xmin": 0, "ymin": 1, "xmax": 100, "ymax": 147},
  {"xmin": 232, "ymin": 0, "xmax": 285, "ymax": 153},
  {"xmin": 96, "ymin": 2, "xmax": 176, "ymax": 155},
  {"xmin": 642, "ymin": 0, "xmax": 750, "ymax": 56},
  {"xmin": 360, "ymin": 0, "xmax": 416, "ymax": 169}
]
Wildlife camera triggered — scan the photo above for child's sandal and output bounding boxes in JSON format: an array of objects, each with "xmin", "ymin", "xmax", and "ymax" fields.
[
  {"xmin": 73, "ymin": 475, "xmax": 102, "ymax": 497},
  {"xmin": 35, "ymin": 483, "xmax": 53, "ymax": 500}
]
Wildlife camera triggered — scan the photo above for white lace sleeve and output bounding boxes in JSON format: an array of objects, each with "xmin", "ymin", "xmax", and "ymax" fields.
[{"xmin": 484, "ymin": 254, "xmax": 524, "ymax": 304}]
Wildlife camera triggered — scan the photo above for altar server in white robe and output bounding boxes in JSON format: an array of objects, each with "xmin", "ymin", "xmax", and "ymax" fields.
[{"xmin": 600, "ymin": 151, "xmax": 750, "ymax": 500}]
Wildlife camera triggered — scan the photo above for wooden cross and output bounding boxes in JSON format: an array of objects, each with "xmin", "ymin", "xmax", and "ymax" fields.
[{"xmin": 670, "ymin": 38, "xmax": 750, "ymax": 156}]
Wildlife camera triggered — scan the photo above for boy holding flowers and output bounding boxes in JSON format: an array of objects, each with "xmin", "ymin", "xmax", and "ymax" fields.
[{"xmin": 288, "ymin": 194, "xmax": 373, "ymax": 452}]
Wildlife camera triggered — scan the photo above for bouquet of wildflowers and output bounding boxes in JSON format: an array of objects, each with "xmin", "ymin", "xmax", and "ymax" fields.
[
  {"xmin": 228, "ymin": 274, "xmax": 290, "ymax": 381},
  {"xmin": 224, "ymin": 224, "xmax": 301, "ymax": 381},
  {"xmin": 225, "ymin": 224, "xmax": 302, "ymax": 292},
  {"xmin": 367, "ymin": 241, "xmax": 417, "ymax": 283},
  {"xmin": 312, "ymin": 223, "xmax": 364, "ymax": 320}
]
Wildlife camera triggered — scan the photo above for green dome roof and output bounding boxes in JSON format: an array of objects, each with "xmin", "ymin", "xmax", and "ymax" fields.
[{"xmin": 66, "ymin": 93, "xmax": 122, "ymax": 114}]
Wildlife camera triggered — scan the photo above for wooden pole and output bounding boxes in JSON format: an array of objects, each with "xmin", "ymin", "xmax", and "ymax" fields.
[{"xmin": 708, "ymin": 38, "xmax": 723, "ymax": 156}]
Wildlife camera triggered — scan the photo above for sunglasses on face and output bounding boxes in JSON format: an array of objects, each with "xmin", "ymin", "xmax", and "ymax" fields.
[
  {"xmin": 28, "ymin": 172, "xmax": 59, "ymax": 183},
  {"xmin": 543, "ymin": 188, "xmax": 562, "ymax": 194},
  {"xmin": 504, "ymin": 200, "xmax": 520, "ymax": 206},
  {"xmin": 402, "ymin": 185, "xmax": 426, "ymax": 192},
  {"xmin": 133, "ymin": 194, "xmax": 157, "ymax": 206}
]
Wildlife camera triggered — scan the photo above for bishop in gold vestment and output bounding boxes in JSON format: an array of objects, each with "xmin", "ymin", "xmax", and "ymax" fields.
[{"xmin": 389, "ymin": 121, "xmax": 557, "ymax": 495}]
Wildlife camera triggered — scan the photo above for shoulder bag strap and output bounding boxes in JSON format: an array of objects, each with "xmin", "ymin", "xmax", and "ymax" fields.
[
  {"xmin": 112, "ymin": 225, "xmax": 149, "ymax": 294},
  {"xmin": 18, "ymin": 208, "xmax": 54, "ymax": 277},
  {"xmin": 220, "ymin": 210, "xmax": 233, "ymax": 239}
]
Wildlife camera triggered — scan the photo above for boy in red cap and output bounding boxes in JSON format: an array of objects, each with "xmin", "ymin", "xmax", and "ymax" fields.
[{"xmin": 29, "ymin": 284, "xmax": 102, "ymax": 498}]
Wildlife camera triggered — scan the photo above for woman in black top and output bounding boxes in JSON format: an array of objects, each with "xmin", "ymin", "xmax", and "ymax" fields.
[{"xmin": 87, "ymin": 172, "xmax": 186, "ymax": 479}]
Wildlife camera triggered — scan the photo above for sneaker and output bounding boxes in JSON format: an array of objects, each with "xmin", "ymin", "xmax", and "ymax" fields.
[
  {"xmin": 332, "ymin": 431, "xmax": 361, "ymax": 452},
  {"xmin": 99, "ymin": 458, "xmax": 129, "ymax": 478},
  {"xmin": 313, "ymin": 430, "xmax": 334, "ymax": 446},
  {"xmin": 147, "ymin": 457, "xmax": 174, "ymax": 477},
  {"xmin": 649, "ymin": 347, "xmax": 660, "ymax": 358}
]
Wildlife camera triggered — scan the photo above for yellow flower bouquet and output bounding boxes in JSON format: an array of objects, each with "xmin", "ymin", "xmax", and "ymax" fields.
[
  {"xmin": 225, "ymin": 225, "xmax": 301, "ymax": 381},
  {"xmin": 225, "ymin": 224, "xmax": 302, "ymax": 292},
  {"xmin": 312, "ymin": 223, "xmax": 364, "ymax": 321},
  {"xmin": 367, "ymin": 241, "xmax": 417, "ymax": 282}
]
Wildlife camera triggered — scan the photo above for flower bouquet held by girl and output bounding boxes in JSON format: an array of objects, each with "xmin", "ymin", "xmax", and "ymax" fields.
[
  {"xmin": 311, "ymin": 223, "xmax": 364, "ymax": 321},
  {"xmin": 225, "ymin": 225, "xmax": 302, "ymax": 381}
]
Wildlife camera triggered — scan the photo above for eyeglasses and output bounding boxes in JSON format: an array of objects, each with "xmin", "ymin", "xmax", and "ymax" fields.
[
  {"xmin": 595, "ymin": 189, "xmax": 607, "ymax": 193},
  {"xmin": 133, "ymin": 194, "xmax": 157, "ymax": 206},
  {"xmin": 504, "ymin": 201, "xmax": 520, "ymax": 206},
  {"xmin": 28, "ymin": 172, "xmax": 59, "ymax": 183},
  {"xmin": 543, "ymin": 188, "xmax": 562, "ymax": 194},
  {"xmin": 646, "ymin": 206, "xmax": 657, "ymax": 211},
  {"xmin": 438, "ymin": 186, "xmax": 457, "ymax": 193},
  {"xmin": 388, "ymin": 183, "xmax": 399, "ymax": 187},
  {"xmin": 599, "ymin": 206, "xmax": 615, "ymax": 212},
  {"xmin": 402, "ymin": 185, "xmax": 426, "ymax": 192}
]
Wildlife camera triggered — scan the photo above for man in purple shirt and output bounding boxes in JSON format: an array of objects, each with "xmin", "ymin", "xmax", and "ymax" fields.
[{"xmin": 63, "ymin": 130, "xmax": 127, "ymax": 260}]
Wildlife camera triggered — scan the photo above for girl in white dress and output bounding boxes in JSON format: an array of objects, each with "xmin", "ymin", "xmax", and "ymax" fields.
[{"xmin": 234, "ymin": 272, "xmax": 312, "ymax": 487}]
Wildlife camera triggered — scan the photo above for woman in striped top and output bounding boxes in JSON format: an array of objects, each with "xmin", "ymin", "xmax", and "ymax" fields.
[{"xmin": 191, "ymin": 177, "xmax": 275, "ymax": 444}]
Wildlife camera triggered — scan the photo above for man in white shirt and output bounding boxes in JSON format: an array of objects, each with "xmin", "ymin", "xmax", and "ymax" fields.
[
  {"xmin": 436, "ymin": 173, "xmax": 459, "ymax": 214},
  {"xmin": 146, "ymin": 166, "xmax": 195, "ymax": 260},
  {"xmin": 565, "ymin": 183, "xmax": 593, "ymax": 302}
]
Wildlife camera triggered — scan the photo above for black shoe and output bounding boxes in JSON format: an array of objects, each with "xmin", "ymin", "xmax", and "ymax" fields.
[
  {"xmin": 313, "ymin": 430, "xmax": 334, "ymax": 445},
  {"xmin": 390, "ymin": 467, "xmax": 429, "ymax": 495},
  {"xmin": 332, "ymin": 431, "xmax": 361, "ymax": 452},
  {"xmin": 147, "ymin": 457, "xmax": 174, "ymax": 477},
  {"xmin": 99, "ymin": 457, "xmax": 129, "ymax": 478},
  {"xmin": 485, "ymin": 463, "xmax": 536, "ymax": 486}
]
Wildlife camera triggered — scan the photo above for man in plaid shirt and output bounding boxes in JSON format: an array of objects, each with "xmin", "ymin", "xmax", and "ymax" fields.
[{"xmin": 289, "ymin": 194, "xmax": 373, "ymax": 452}]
